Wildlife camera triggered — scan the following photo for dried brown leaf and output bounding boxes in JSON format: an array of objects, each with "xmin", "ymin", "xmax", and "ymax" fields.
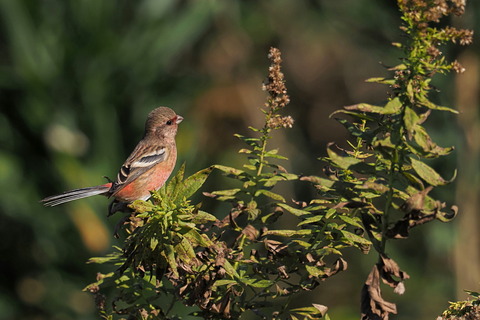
[{"xmin": 361, "ymin": 264, "xmax": 397, "ymax": 320}]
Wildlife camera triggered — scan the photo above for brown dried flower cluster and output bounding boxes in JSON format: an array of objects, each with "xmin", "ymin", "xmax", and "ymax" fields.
[
  {"xmin": 400, "ymin": 0, "xmax": 466, "ymax": 23},
  {"xmin": 267, "ymin": 115, "xmax": 294, "ymax": 129},
  {"xmin": 263, "ymin": 47, "xmax": 293, "ymax": 129},
  {"xmin": 263, "ymin": 47, "xmax": 290, "ymax": 110}
]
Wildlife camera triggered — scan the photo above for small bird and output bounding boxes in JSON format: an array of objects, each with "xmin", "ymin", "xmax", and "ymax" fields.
[{"xmin": 41, "ymin": 106, "xmax": 183, "ymax": 214}]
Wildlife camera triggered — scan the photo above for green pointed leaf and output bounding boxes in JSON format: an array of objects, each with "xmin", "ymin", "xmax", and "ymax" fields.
[
  {"xmin": 183, "ymin": 229, "xmax": 214, "ymax": 247},
  {"xmin": 383, "ymin": 97, "xmax": 402, "ymax": 114},
  {"xmin": 344, "ymin": 97, "xmax": 401, "ymax": 115},
  {"xmin": 171, "ymin": 166, "xmax": 213, "ymax": 202},
  {"xmin": 300, "ymin": 175, "xmax": 335, "ymax": 188},
  {"xmin": 410, "ymin": 157, "xmax": 455, "ymax": 186},
  {"xmin": 263, "ymin": 229, "xmax": 312, "ymax": 237},
  {"xmin": 339, "ymin": 230, "xmax": 371, "ymax": 245},
  {"xmin": 412, "ymin": 126, "xmax": 454, "ymax": 157},
  {"xmin": 402, "ymin": 171, "xmax": 425, "ymax": 189},
  {"xmin": 210, "ymin": 188, "xmax": 241, "ymax": 196},
  {"xmin": 327, "ymin": 147, "xmax": 361, "ymax": 169},
  {"xmin": 265, "ymin": 149, "xmax": 288, "ymax": 160},
  {"xmin": 403, "ymin": 106, "xmax": 419, "ymax": 134},
  {"xmin": 191, "ymin": 210, "xmax": 217, "ymax": 224},
  {"xmin": 291, "ymin": 304, "xmax": 328, "ymax": 317},
  {"xmin": 255, "ymin": 189, "xmax": 286, "ymax": 202},
  {"xmin": 261, "ymin": 175, "xmax": 291, "ymax": 187},
  {"xmin": 327, "ymin": 147, "xmax": 375, "ymax": 174},
  {"xmin": 277, "ymin": 203, "xmax": 310, "ymax": 217},
  {"xmin": 298, "ymin": 214, "xmax": 324, "ymax": 226},
  {"xmin": 150, "ymin": 238, "xmax": 159, "ymax": 251},
  {"xmin": 128, "ymin": 200, "xmax": 155, "ymax": 213},
  {"xmin": 330, "ymin": 109, "xmax": 376, "ymax": 121},
  {"xmin": 365, "ymin": 77, "xmax": 396, "ymax": 85},
  {"xmin": 175, "ymin": 236, "xmax": 196, "ymax": 264},
  {"xmin": 338, "ymin": 215, "xmax": 364, "ymax": 229},
  {"xmin": 164, "ymin": 244, "xmax": 178, "ymax": 277},
  {"xmin": 419, "ymin": 98, "xmax": 459, "ymax": 114},
  {"xmin": 222, "ymin": 259, "xmax": 240, "ymax": 278},
  {"xmin": 305, "ymin": 265, "xmax": 325, "ymax": 278},
  {"xmin": 243, "ymin": 279, "xmax": 274, "ymax": 288},
  {"xmin": 165, "ymin": 163, "xmax": 186, "ymax": 198},
  {"xmin": 213, "ymin": 279, "xmax": 238, "ymax": 287},
  {"xmin": 291, "ymin": 239, "xmax": 312, "ymax": 248},
  {"xmin": 243, "ymin": 164, "xmax": 257, "ymax": 171},
  {"xmin": 234, "ymin": 134, "xmax": 261, "ymax": 147},
  {"xmin": 213, "ymin": 164, "xmax": 246, "ymax": 177}
]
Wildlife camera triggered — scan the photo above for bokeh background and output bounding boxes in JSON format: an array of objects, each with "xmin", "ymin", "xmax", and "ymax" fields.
[{"xmin": 0, "ymin": 0, "xmax": 478, "ymax": 319}]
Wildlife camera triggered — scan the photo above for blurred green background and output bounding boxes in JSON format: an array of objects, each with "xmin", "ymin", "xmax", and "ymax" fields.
[{"xmin": 0, "ymin": 0, "xmax": 478, "ymax": 319}]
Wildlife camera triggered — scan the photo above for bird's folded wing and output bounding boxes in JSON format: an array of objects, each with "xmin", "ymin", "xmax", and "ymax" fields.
[{"xmin": 110, "ymin": 144, "xmax": 167, "ymax": 194}]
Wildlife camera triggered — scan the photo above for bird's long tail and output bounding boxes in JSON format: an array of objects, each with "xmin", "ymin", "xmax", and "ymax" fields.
[{"xmin": 41, "ymin": 183, "xmax": 112, "ymax": 206}]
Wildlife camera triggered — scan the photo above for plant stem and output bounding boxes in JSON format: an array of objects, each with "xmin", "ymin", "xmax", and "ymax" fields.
[{"xmin": 256, "ymin": 125, "xmax": 271, "ymax": 177}]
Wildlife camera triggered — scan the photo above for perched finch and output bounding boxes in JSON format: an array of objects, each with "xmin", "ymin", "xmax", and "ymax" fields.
[{"xmin": 41, "ymin": 106, "xmax": 183, "ymax": 214}]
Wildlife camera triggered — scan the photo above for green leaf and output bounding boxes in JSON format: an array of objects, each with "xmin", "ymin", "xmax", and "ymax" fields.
[
  {"xmin": 291, "ymin": 239, "xmax": 312, "ymax": 248},
  {"xmin": 263, "ymin": 229, "xmax": 312, "ymax": 237},
  {"xmin": 175, "ymin": 236, "xmax": 197, "ymax": 264},
  {"xmin": 213, "ymin": 164, "xmax": 250, "ymax": 181},
  {"xmin": 330, "ymin": 109, "xmax": 377, "ymax": 121},
  {"xmin": 213, "ymin": 279, "xmax": 238, "ymax": 287},
  {"xmin": 128, "ymin": 200, "xmax": 155, "ymax": 214},
  {"xmin": 222, "ymin": 259, "xmax": 240, "ymax": 278},
  {"xmin": 210, "ymin": 188, "xmax": 241, "ymax": 196},
  {"xmin": 383, "ymin": 97, "xmax": 402, "ymax": 114},
  {"xmin": 243, "ymin": 164, "xmax": 257, "ymax": 171},
  {"xmin": 410, "ymin": 157, "xmax": 455, "ymax": 186},
  {"xmin": 403, "ymin": 106, "xmax": 419, "ymax": 134},
  {"xmin": 344, "ymin": 97, "xmax": 401, "ymax": 115},
  {"xmin": 300, "ymin": 176, "xmax": 335, "ymax": 189},
  {"xmin": 255, "ymin": 189, "xmax": 286, "ymax": 202},
  {"xmin": 412, "ymin": 126, "xmax": 454, "ymax": 157},
  {"xmin": 291, "ymin": 304, "xmax": 328, "ymax": 318},
  {"xmin": 265, "ymin": 149, "xmax": 288, "ymax": 160},
  {"xmin": 298, "ymin": 214, "xmax": 324, "ymax": 226},
  {"xmin": 183, "ymin": 229, "xmax": 214, "ymax": 247},
  {"xmin": 419, "ymin": 97, "xmax": 459, "ymax": 114},
  {"xmin": 327, "ymin": 147, "xmax": 361, "ymax": 169},
  {"xmin": 235, "ymin": 134, "xmax": 261, "ymax": 147},
  {"xmin": 191, "ymin": 210, "xmax": 217, "ymax": 224},
  {"xmin": 339, "ymin": 230, "xmax": 371, "ymax": 245},
  {"xmin": 365, "ymin": 77, "xmax": 396, "ymax": 85},
  {"xmin": 305, "ymin": 265, "xmax": 325, "ymax": 278},
  {"xmin": 171, "ymin": 166, "xmax": 213, "ymax": 203},
  {"xmin": 165, "ymin": 163, "xmax": 186, "ymax": 198},
  {"xmin": 338, "ymin": 215, "xmax": 364, "ymax": 229},
  {"xmin": 150, "ymin": 238, "xmax": 159, "ymax": 251},
  {"xmin": 327, "ymin": 147, "xmax": 375, "ymax": 174},
  {"xmin": 277, "ymin": 203, "xmax": 310, "ymax": 217},
  {"xmin": 243, "ymin": 278, "xmax": 274, "ymax": 288},
  {"xmin": 164, "ymin": 244, "xmax": 178, "ymax": 277}
]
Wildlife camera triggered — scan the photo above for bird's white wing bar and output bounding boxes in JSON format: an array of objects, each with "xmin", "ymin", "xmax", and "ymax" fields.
[{"xmin": 132, "ymin": 148, "xmax": 166, "ymax": 168}]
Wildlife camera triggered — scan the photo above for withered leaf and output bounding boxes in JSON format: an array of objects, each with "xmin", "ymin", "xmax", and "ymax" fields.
[
  {"xmin": 400, "ymin": 186, "xmax": 433, "ymax": 214},
  {"xmin": 379, "ymin": 255, "xmax": 410, "ymax": 291},
  {"xmin": 325, "ymin": 258, "xmax": 348, "ymax": 277},
  {"xmin": 361, "ymin": 264, "xmax": 397, "ymax": 320},
  {"xmin": 242, "ymin": 224, "xmax": 259, "ymax": 241}
]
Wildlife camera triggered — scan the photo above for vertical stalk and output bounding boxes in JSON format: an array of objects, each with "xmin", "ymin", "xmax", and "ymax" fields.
[{"xmin": 256, "ymin": 121, "xmax": 271, "ymax": 177}]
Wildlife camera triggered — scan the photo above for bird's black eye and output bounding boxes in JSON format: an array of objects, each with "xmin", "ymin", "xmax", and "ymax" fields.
[{"xmin": 166, "ymin": 120, "xmax": 173, "ymax": 125}]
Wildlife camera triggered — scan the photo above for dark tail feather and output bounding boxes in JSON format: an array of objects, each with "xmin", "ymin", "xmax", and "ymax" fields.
[{"xmin": 41, "ymin": 184, "xmax": 111, "ymax": 206}]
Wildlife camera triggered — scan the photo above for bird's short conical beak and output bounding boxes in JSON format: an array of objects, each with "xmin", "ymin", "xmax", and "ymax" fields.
[{"xmin": 176, "ymin": 115, "xmax": 184, "ymax": 124}]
